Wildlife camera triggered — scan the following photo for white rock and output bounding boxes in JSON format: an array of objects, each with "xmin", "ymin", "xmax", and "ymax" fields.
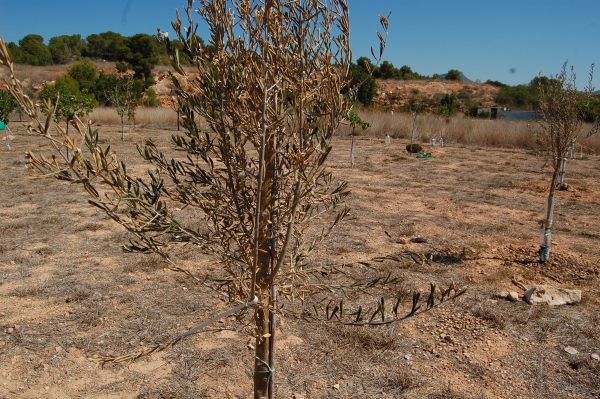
[
  {"xmin": 507, "ymin": 291, "xmax": 520, "ymax": 302},
  {"xmin": 332, "ymin": 383, "xmax": 340, "ymax": 390},
  {"xmin": 524, "ymin": 285, "xmax": 582, "ymax": 306},
  {"xmin": 564, "ymin": 346, "xmax": 579, "ymax": 355},
  {"xmin": 591, "ymin": 353, "xmax": 600, "ymax": 361}
]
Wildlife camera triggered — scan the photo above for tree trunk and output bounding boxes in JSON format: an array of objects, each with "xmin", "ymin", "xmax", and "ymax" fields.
[
  {"xmin": 410, "ymin": 112, "xmax": 417, "ymax": 146},
  {"xmin": 253, "ymin": 301, "xmax": 272, "ymax": 399},
  {"xmin": 253, "ymin": 136, "xmax": 276, "ymax": 399},
  {"xmin": 66, "ymin": 122, "xmax": 70, "ymax": 160},
  {"xmin": 267, "ymin": 286, "xmax": 277, "ymax": 399},
  {"xmin": 121, "ymin": 116, "xmax": 125, "ymax": 142},
  {"xmin": 557, "ymin": 154, "xmax": 568, "ymax": 190},
  {"xmin": 540, "ymin": 169, "xmax": 560, "ymax": 263},
  {"xmin": 350, "ymin": 126, "xmax": 355, "ymax": 168}
]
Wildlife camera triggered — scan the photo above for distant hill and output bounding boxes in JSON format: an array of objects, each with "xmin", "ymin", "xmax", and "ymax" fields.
[{"xmin": 593, "ymin": 90, "xmax": 600, "ymax": 96}]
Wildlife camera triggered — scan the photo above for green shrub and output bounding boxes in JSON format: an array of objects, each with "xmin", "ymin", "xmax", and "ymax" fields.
[
  {"xmin": 582, "ymin": 97, "xmax": 600, "ymax": 123},
  {"xmin": 0, "ymin": 90, "xmax": 17, "ymax": 123},
  {"xmin": 437, "ymin": 94, "xmax": 458, "ymax": 116},
  {"xmin": 67, "ymin": 60, "xmax": 98, "ymax": 93},
  {"xmin": 115, "ymin": 62, "xmax": 129, "ymax": 73},
  {"xmin": 445, "ymin": 69, "xmax": 462, "ymax": 81},
  {"xmin": 39, "ymin": 75, "xmax": 96, "ymax": 128},
  {"xmin": 348, "ymin": 62, "xmax": 376, "ymax": 106},
  {"xmin": 406, "ymin": 143, "xmax": 422, "ymax": 153},
  {"xmin": 142, "ymin": 88, "xmax": 161, "ymax": 107}
]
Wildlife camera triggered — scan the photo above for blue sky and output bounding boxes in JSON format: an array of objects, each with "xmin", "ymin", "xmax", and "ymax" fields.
[{"xmin": 1, "ymin": 0, "xmax": 598, "ymax": 87}]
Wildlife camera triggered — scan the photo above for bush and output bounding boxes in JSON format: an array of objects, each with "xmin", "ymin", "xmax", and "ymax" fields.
[
  {"xmin": 485, "ymin": 79, "xmax": 507, "ymax": 88},
  {"xmin": 39, "ymin": 75, "xmax": 96, "ymax": 127},
  {"xmin": 67, "ymin": 60, "xmax": 98, "ymax": 93},
  {"xmin": 0, "ymin": 90, "xmax": 17, "ymax": 122},
  {"xmin": 142, "ymin": 88, "xmax": 161, "ymax": 107},
  {"xmin": 437, "ymin": 94, "xmax": 458, "ymax": 116},
  {"xmin": 348, "ymin": 62, "xmax": 376, "ymax": 106},
  {"xmin": 582, "ymin": 97, "xmax": 600, "ymax": 123},
  {"xmin": 445, "ymin": 69, "xmax": 462, "ymax": 81},
  {"xmin": 115, "ymin": 61, "xmax": 129, "ymax": 73},
  {"xmin": 406, "ymin": 143, "xmax": 423, "ymax": 153}
]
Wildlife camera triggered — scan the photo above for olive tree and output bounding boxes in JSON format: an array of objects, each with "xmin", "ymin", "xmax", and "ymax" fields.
[
  {"xmin": 536, "ymin": 63, "xmax": 598, "ymax": 263},
  {"xmin": 105, "ymin": 74, "xmax": 142, "ymax": 141},
  {"xmin": 346, "ymin": 111, "xmax": 370, "ymax": 168},
  {"xmin": 1, "ymin": 2, "xmax": 464, "ymax": 397}
]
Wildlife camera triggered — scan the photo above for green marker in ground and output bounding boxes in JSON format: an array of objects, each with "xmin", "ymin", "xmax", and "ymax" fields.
[{"xmin": 0, "ymin": 121, "xmax": 5, "ymax": 130}]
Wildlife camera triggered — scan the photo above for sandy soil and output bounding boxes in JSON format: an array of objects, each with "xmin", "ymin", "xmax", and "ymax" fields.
[{"xmin": 1, "ymin": 124, "xmax": 599, "ymax": 398}]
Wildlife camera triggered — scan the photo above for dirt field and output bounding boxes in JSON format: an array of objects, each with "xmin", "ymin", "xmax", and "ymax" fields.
[{"xmin": 1, "ymin": 123, "xmax": 599, "ymax": 398}]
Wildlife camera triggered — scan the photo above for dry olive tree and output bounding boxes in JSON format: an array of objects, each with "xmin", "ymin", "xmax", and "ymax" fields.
[
  {"xmin": 536, "ymin": 63, "xmax": 598, "ymax": 263},
  {"xmin": 1, "ymin": 1, "xmax": 465, "ymax": 397}
]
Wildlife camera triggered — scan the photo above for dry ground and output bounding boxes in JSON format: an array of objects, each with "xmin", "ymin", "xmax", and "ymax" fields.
[{"xmin": 1, "ymin": 123, "xmax": 599, "ymax": 398}]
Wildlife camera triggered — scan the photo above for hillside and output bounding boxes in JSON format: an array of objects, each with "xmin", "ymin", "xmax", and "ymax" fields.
[
  {"xmin": 1, "ymin": 64, "xmax": 503, "ymax": 114},
  {"xmin": 373, "ymin": 79, "xmax": 500, "ymax": 113}
]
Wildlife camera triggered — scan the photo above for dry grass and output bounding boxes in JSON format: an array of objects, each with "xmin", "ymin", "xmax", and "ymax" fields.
[
  {"xmin": 339, "ymin": 110, "xmax": 600, "ymax": 153},
  {"xmin": 90, "ymin": 107, "xmax": 178, "ymax": 128},
  {"xmin": 2, "ymin": 123, "xmax": 600, "ymax": 398}
]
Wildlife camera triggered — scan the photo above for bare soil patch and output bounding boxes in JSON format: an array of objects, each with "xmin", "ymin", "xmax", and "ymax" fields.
[{"xmin": 1, "ymin": 125, "xmax": 599, "ymax": 398}]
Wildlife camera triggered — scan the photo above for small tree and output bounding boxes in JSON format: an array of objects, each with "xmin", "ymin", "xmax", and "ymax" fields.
[
  {"xmin": 345, "ymin": 111, "xmax": 370, "ymax": 168},
  {"xmin": 407, "ymin": 101, "xmax": 426, "ymax": 148},
  {"xmin": 105, "ymin": 74, "xmax": 141, "ymax": 141},
  {"xmin": 536, "ymin": 63, "xmax": 599, "ymax": 263},
  {"xmin": 1, "ymin": 3, "xmax": 464, "ymax": 398},
  {"xmin": 39, "ymin": 75, "xmax": 96, "ymax": 134}
]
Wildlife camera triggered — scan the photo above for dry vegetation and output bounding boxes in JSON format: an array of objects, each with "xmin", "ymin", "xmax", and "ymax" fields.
[
  {"xmin": 339, "ymin": 110, "xmax": 600, "ymax": 154},
  {"xmin": 1, "ymin": 123, "xmax": 599, "ymax": 398},
  {"xmin": 85, "ymin": 107, "xmax": 600, "ymax": 154},
  {"xmin": 90, "ymin": 107, "xmax": 180, "ymax": 129},
  {"xmin": 373, "ymin": 79, "xmax": 500, "ymax": 111}
]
